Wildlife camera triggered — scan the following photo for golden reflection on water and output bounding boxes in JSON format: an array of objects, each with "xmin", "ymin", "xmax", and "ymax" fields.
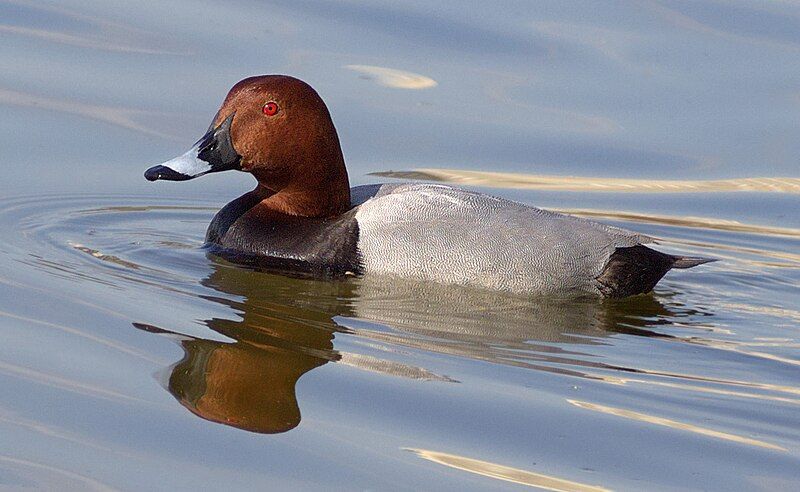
[
  {"xmin": 625, "ymin": 326, "xmax": 800, "ymax": 372},
  {"xmin": 405, "ymin": 448, "xmax": 611, "ymax": 491},
  {"xmin": 589, "ymin": 373, "xmax": 800, "ymax": 406},
  {"xmin": 568, "ymin": 400, "xmax": 786, "ymax": 451},
  {"xmin": 721, "ymin": 303, "xmax": 800, "ymax": 324},
  {"xmin": 344, "ymin": 65, "xmax": 438, "ymax": 89},
  {"xmin": 728, "ymin": 349, "xmax": 800, "ymax": 368},
  {"xmin": 632, "ymin": 367, "xmax": 800, "ymax": 397},
  {"xmin": 373, "ymin": 168, "xmax": 800, "ymax": 194},
  {"xmin": 552, "ymin": 210, "xmax": 800, "ymax": 240},
  {"xmin": 70, "ymin": 244, "xmax": 142, "ymax": 270}
]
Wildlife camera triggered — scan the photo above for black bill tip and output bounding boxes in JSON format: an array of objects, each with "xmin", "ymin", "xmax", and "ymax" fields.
[{"xmin": 144, "ymin": 165, "xmax": 192, "ymax": 182}]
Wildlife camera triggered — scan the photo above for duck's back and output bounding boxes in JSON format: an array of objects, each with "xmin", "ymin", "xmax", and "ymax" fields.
[{"xmin": 353, "ymin": 183, "xmax": 653, "ymax": 296}]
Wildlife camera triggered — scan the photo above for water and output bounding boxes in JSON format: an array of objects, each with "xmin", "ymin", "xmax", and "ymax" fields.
[{"xmin": 1, "ymin": 1, "xmax": 799, "ymax": 490}]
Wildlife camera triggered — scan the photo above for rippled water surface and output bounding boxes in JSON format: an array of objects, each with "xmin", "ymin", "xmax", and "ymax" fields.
[{"xmin": 1, "ymin": 1, "xmax": 799, "ymax": 490}]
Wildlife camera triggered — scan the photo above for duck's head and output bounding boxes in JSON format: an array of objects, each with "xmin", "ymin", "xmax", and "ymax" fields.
[{"xmin": 145, "ymin": 75, "xmax": 350, "ymax": 217}]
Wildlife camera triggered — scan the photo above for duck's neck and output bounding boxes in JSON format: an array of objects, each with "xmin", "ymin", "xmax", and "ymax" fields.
[{"xmin": 252, "ymin": 153, "xmax": 351, "ymax": 218}]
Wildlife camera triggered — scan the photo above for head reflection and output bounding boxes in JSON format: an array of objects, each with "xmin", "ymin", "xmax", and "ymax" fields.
[
  {"xmin": 135, "ymin": 261, "xmax": 695, "ymax": 435},
  {"xmin": 166, "ymin": 335, "xmax": 327, "ymax": 434},
  {"xmin": 135, "ymin": 264, "xmax": 349, "ymax": 434}
]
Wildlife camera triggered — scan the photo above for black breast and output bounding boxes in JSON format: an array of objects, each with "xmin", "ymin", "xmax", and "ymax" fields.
[{"xmin": 205, "ymin": 191, "xmax": 362, "ymax": 277}]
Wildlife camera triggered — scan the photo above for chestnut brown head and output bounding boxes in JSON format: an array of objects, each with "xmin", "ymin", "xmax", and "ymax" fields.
[{"xmin": 145, "ymin": 75, "xmax": 350, "ymax": 216}]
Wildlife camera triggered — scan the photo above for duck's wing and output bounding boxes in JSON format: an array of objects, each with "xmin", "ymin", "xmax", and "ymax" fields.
[{"xmin": 353, "ymin": 183, "xmax": 653, "ymax": 295}]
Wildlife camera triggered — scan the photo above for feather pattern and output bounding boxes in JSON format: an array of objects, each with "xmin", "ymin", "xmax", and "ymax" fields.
[{"xmin": 354, "ymin": 184, "xmax": 653, "ymax": 295}]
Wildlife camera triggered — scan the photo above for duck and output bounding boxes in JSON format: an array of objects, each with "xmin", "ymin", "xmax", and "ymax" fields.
[{"xmin": 144, "ymin": 75, "xmax": 712, "ymax": 298}]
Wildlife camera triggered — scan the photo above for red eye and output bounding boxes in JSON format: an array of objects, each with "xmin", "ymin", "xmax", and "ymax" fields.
[{"xmin": 262, "ymin": 101, "xmax": 279, "ymax": 116}]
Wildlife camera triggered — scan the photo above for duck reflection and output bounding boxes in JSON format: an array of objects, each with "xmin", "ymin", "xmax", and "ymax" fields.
[
  {"xmin": 342, "ymin": 276, "xmax": 683, "ymax": 378},
  {"xmin": 134, "ymin": 265, "xmax": 349, "ymax": 434},
  {"xmin": 163, "ymin": 335, "xmax": 325, "ymax": 434},
  {"xmin": 135, "ymin": 260, "xmax": 697, "ymax": 434}
]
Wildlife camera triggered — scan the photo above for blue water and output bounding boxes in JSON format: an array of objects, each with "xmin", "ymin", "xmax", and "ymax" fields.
[{"xmin": 0, "ymin": 1, "xmax": 798, "ymax": 490}]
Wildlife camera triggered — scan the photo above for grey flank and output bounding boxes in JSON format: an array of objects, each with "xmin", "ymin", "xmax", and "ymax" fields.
[{"xmin": 353, "ymin": 183, "xmax": 652, "ymax": 295}]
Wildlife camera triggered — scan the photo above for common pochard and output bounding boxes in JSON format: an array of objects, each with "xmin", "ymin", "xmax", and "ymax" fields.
[{"xmin": 145, "ymin": 75, "xmax": 712, "ymax": 297}]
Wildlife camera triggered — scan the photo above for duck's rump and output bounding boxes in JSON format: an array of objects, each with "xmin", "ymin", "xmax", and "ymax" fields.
[
  {"xmin": 207, "ymin": 183, "xmax": 711, "ymax": 296},
  {"xmin": 596, "ymin": 245, "xmax": 712, "ymax": 298}
]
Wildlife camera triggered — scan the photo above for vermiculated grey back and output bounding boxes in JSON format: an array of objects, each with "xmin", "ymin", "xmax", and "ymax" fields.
[{"xmin": 354, "ymin": 184, "xmax": 652, "ymax": 295}]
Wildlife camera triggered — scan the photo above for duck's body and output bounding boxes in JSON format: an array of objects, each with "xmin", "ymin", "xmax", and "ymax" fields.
[
  {"xmin": 146, "ymin": 75, "xmax": 712, "ymax": 298},
  {"xmin": 206, "ymin": 182, "xmax": 707, "ymax": 297}
]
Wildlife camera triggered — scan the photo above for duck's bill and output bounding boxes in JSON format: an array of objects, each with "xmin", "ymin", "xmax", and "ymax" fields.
[{"xmin": 145, "ymin": 113, "xmax": 241, "ymax": 181}]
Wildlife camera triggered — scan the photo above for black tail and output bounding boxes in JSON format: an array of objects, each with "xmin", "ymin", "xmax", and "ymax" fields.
[
  {"xmin": 596, "ymin": 245, "xmax": 715, "ymax": 298},
  {"xmin": 671, "ymin": 256, "xmax": 716, "ymax": 269}
]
